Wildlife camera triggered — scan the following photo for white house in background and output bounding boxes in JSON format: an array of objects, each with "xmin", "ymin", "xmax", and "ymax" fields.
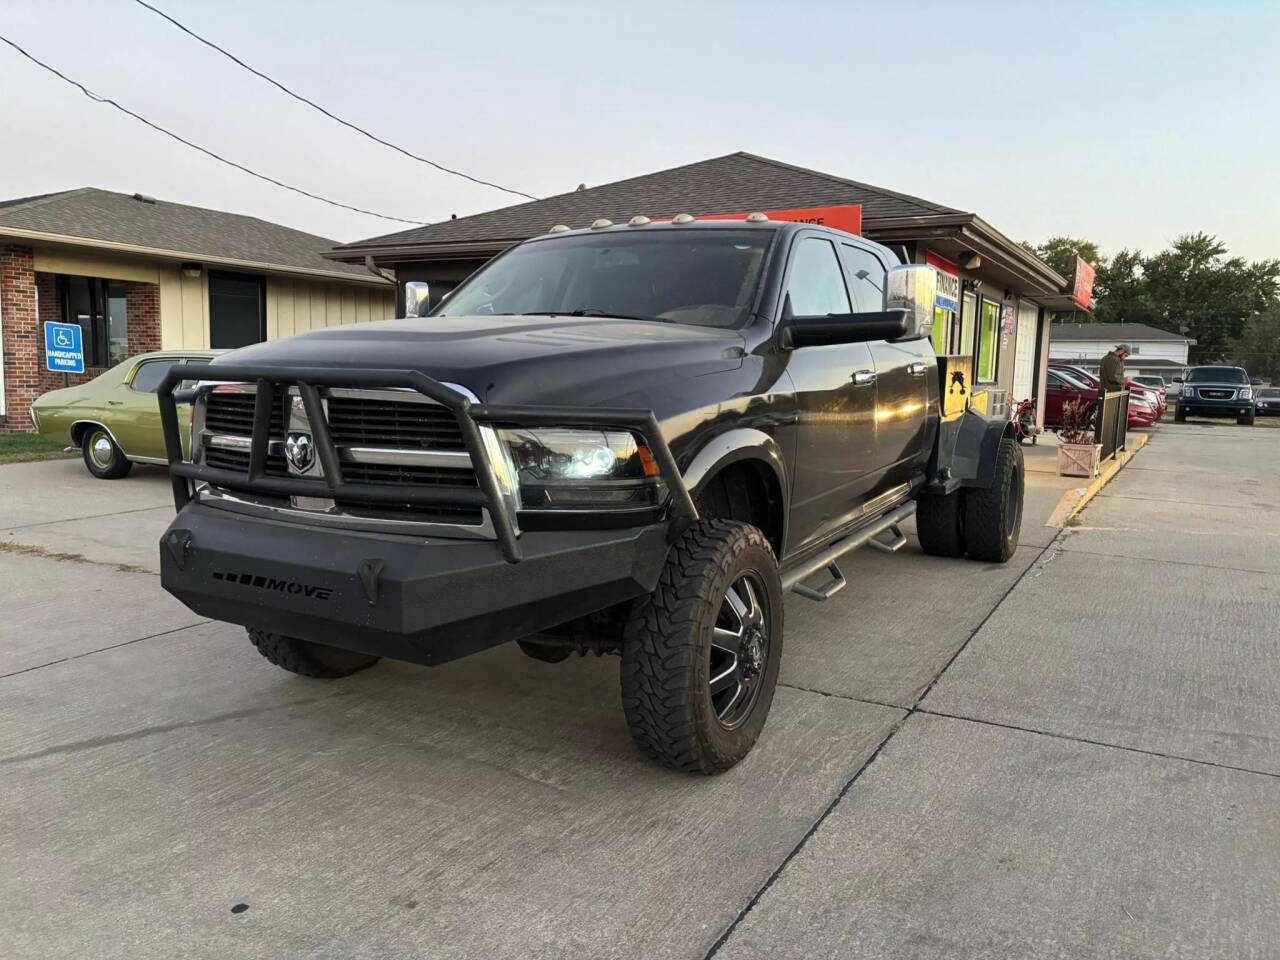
[{"xmin": 1048, "ymin": 322, "xmax": 1195, "ymax": 382}]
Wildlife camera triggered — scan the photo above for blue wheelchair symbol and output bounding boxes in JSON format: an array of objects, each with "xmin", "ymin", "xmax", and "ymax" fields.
[{"xmin": 44, "ymin": 321, "xmax": 85, "ymax": 374}]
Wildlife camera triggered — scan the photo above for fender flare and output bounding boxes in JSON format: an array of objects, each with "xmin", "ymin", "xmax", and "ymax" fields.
[
  {"xmin": 682, "ymin": 428, "xmax": 789, "ymax": 533},
  {"xmin": 934, "ymin": 410, "xmax": 1017, "ymax": 491}
]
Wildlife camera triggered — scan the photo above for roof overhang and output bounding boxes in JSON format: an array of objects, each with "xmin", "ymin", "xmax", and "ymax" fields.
[
  {"xmin": 863, "ymin": 214, "xmax": 1067, "ymax": 300},
  {"xmin": 327, "ymin": 237, "xmax": 520, "ymax": 265},
  {"xmin": 0, "ymin": 226, "xmax": 393, "ymax": 286}
]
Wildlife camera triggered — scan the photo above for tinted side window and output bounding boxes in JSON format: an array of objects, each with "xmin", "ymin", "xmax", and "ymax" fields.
[
  {"xmin": 786, "ymin": 238, "xmax": 851, "ymax": 317},
  {"xmin": 841, "ymin": 245, "xmax": 888, "ymax": 312},
  {"xmin": 1047, "ymin": 372, "xmax": 1063, "ymax": 388},
  {"xmin": 129, "ymin": 360, "xmax": 169, "ymax": 394}
]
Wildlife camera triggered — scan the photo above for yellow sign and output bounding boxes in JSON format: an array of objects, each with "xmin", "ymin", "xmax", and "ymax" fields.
[{"xmin": 939, "ymin": 355, "xmax": 975, "ymax": 419}]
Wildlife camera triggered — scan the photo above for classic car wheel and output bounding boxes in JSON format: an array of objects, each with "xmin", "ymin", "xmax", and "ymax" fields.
[
  {"xmin": 81, "ymin": 427, "xmax": 133, "ymax": 480},
  {"xmin": 247, "ymin": 628, "xmax": 380, "ymax": 678},
  {"xmin": 621, "ymin": 519, "xmax": 782, "ymax": 774}
]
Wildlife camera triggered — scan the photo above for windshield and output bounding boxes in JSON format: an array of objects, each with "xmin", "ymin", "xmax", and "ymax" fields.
[
  {"xmin": 1134, "ymin": 376, "xmax": 1164, "ymax": 387},
  {"xmin": 1054, "ymin": 368, "xmax": 1094, "ymax": 391},
  {"xmin": 435, "ymin": 229, "xmax": 775, "ymax": 328},
  {"xmin": 1186, "ymin": 366, "xmax": 1248, "ymax": 383},
  {"xmin": 1259, "ymin": 387, "xmax": 1280, "ymax": 398}
]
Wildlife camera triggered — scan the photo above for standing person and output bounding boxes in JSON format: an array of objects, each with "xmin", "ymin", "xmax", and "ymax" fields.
[{"xmin": 1100, "ymin": 343, "xmax": 1129, "ymax": 392}]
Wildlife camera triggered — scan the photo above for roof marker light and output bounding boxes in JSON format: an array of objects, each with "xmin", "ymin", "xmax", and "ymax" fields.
[
  {"xmin": 671, "ymin": 213, "xmax": 695, "ymax": 224},
  {"xmin": 549, "ymin": 224, "xmax": 571, "ymax": 233},
  {"xmin": 590, "ymin": 218, "xmax": 614, "ymax": 229},
  {"xmin": 628, "ymin": 215, "xmax": 652, "ymax": 226},
  {"xmin": 745, "ymin": 211, "xmax": 769, "ymax": 223}
]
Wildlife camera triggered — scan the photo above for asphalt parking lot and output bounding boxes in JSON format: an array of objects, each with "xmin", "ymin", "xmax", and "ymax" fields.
[{"xmin": 3, "ymin": 422, "xmax": 1277, "ymax": 959}]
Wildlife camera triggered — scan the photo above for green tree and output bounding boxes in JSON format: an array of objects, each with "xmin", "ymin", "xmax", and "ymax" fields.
[
  {"xmin": 1135, "ymin": 233, "xmax": 1279, "ymax": 362},
  {"xmin": 1022, "ymin": 236, "xmax": 1105, "ymax": 321},
  {"xmin": 1227, "ymin": 304, "xmax": 1280, "ymax": 383}
]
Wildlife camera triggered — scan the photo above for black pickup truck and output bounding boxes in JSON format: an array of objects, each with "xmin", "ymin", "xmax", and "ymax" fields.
[{"xmin": 157, "ymin": 217, "xmax": 1024, "ymax": 773}]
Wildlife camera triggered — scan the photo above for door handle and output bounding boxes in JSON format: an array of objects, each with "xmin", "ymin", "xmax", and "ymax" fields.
[
  {"xmin": 907, "ymin": 361, "xmax": 930, "ymax": 376},
  {"xmin": 852, "ymin": 370, "xmax": 877, "ymax": 386}
]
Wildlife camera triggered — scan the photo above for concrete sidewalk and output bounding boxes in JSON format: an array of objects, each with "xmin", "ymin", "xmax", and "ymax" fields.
[{"xmin": 716, "ymin": 421, "xmax": 1280, "ymax": 958}]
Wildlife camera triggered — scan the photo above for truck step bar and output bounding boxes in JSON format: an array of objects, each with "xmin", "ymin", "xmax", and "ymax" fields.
[{"xmin": 782, "ymin": 502, "xmax": 917, "ymax": 601}]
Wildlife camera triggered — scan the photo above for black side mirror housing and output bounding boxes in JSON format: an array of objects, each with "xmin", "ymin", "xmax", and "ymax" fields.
[{"xmin": 780, "ymin": 310, "xmax": 909, "ymax": 350}]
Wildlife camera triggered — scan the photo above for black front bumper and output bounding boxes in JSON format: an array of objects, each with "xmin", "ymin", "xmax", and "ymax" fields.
[
  {"xmin": 1178, "ymin": 393, "xmax": 1253, "ymax": 417},
  {"xmin": 160, "ymin": 503, "xmax": 670, "ymax": 666}
]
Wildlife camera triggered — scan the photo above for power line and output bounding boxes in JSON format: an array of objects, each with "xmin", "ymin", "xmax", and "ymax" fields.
[
  {"xmin": 131, "ymin": 0, "xmax": 540, "ymax": 202},
  {"xmin": 0, "ymin": 34, "xmax": 429, "ymax": 226}
]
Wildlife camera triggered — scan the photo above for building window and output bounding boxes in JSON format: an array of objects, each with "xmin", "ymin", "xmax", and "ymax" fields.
[
  {"xmin": 977, "ymin": 298, "xmax": 1001, "ymax": 382},
  {"xmin": 59, "ymin": 275, "xmax": 128, "ymax": 368},
  {"xmin": 931, "ymin": 306, "xmax": 952, "ymax": 355},
  {"xmin": 209, "ymin": 271, "xmax": 266, "ymax": 349}
]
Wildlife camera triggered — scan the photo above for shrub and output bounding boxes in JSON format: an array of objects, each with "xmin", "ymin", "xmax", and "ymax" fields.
[{"xmin": 1059, "ymin": 399, "xmax": 1095, "ymax": 445}]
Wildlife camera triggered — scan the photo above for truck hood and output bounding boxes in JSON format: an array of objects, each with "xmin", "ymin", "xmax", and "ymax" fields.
[{"xmin": 217, "ymin": 315, "xmax": 747, "ymax": 407}]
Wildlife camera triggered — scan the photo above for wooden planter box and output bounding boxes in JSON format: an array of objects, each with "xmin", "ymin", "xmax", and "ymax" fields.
[{"xmin": 1058, "ymin": 442, "xmax": 1102, "ymax": 478}]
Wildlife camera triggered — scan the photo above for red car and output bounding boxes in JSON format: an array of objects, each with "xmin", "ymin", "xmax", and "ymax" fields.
[
  {"xmin": 1047, "ymin": 364, "xmax": 1157, "ymax": 429},
  {"xmin": 1044, "ymin": 367, "xmax": 1097, "ymax": 427},
  {"xmin": 1049, "ymin": 363, "xmax": 1164, "ymax": 420}
]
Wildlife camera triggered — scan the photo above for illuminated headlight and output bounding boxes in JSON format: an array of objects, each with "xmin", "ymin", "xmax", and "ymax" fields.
[{"xmin": 496, "ymin": 427, "xmax": 666, "ymax": 510}]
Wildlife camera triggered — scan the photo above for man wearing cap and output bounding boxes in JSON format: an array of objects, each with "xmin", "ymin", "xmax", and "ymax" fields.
[{"xmin": 1100, "ymin": 343, "xmax": 1130, "ymax": 392}]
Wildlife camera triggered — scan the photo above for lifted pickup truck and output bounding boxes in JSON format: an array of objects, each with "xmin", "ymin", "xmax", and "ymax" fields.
[{"xmin": 157, "ymin": 217, "xmax": 1024, "ymax": 773}]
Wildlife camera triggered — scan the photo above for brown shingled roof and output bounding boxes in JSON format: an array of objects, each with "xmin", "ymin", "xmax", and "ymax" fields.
[
  {"xmin": 331, "ymin": 151, "xmax": 967, "ymax": 255},
  {"xmin": 0, "ymin": 187, "xmax": 386, "ymax": 283}
]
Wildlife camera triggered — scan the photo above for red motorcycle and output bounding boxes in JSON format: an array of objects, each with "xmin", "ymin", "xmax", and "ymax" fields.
[{"xmin": 1012, "ymin": 395, "xmax": 1039, "ymax": 445}]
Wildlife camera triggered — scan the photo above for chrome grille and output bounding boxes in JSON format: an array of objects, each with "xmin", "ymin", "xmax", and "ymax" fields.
[
  {"xmin": 204, "ymin": 390, "xmax": 286, "ymax": 436},
  {"xmin": 326, "ymin": 394, "xmax": 466, "ymax": 450}
]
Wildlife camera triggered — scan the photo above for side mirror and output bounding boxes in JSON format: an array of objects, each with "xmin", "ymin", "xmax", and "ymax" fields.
[
  {"xmin": 404, "ymin": 281, "xmax": 430, "ymax": 318},
  {"xmin": 782, "ymin": 310, "xmax": 909, "ymax": 349},
  {"xmin": 884, "ymin": 264, "xmax": 937, "ymax": 342},
  {"xmin": 1172, "ymin": 377, "xmax": 1183, "ymax": 383}
]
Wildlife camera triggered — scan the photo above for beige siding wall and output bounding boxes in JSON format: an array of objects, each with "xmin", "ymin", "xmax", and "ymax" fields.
[
  {"xmin": 264, "ymin": 277, "xmax": 394, "ymax": 342},
  {"xmin": 158, "ymin": 264, "xmax": 210, "ymax": 349}
]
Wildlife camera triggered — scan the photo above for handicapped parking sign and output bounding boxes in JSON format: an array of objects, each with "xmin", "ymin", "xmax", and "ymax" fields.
[{"xmin": 44, "ymin": 321, "xmax": 85, "ymax": 373}]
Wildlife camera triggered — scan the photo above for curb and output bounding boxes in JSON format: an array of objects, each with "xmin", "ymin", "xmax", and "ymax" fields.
[{"xmin": 1045, "ymin": 433, "xmax": 1151, "ymax": 528}]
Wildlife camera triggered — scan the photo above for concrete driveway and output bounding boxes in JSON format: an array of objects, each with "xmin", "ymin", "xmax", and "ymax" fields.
[{"xmin": 2, "ymin": 425, "xmax": 1276, "ymax": 959}]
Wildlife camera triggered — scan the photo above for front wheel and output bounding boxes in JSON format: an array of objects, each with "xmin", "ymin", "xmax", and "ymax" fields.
[
  {"xmin": 247, "ymin": 628, "xmax": 380, "ymax": 678},
  {"xmin": 1238, "ymin": 411, "xmax": 1255, "ymax": 426},
  {"xmin": 621, "ymin": 520, "xmax": 782, "ymax": 774},
  {"xmin": 1175, "ymin": 406, "xmax": 1187, "ymax": 422},
  {"xmin": 81, "ymin": 426, "xmax": 132, "ymax": 479}
]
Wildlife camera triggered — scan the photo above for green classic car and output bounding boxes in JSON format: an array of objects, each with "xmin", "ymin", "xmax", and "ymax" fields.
[{"xmin": 30, "ymin": 349, "xmax": 222, "ymax": 479}]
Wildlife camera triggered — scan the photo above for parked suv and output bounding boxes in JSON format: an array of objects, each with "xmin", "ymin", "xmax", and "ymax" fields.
[
  {"xmin": 1175, "ymin": 365, "xmax": 1255, "ymax": 425},
  {"xmin": 155, "ymin": 217, "xmax": 1024, "ymax": 774}
]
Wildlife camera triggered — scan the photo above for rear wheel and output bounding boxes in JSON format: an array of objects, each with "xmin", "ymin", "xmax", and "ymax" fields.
[
  {"xmin": 621, "ymin": 519, "xmax": 782, "ymax": 774},
  {"xmin": 81, "ymin": 426, "xmax": 132, "ymax": 480},
  {"xmin": 964, "ymin": 437, "xmax": 1024, "ymax": 563},
  {"xmin": 915, "ymin": 490, "xmax": 965, "ymax": 558},
  {"xmin": 247, "ymin": 628, "xmax": 380, "ymax": 678}
]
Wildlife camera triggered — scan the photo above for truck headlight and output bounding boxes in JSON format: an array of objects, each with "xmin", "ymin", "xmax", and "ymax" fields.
[
  {"xmin": 1240, "ymin": 387, "xmax": 1253, "ymax": 400},
  {"xmin": 496, "ymin": 427, "xmax": 666, "ymax": 510}
]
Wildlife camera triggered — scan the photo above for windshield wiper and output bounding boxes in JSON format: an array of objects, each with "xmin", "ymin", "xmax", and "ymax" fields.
[{"xmin": 521, "ymin": 309, "xmax": 667, "ymax": 323}]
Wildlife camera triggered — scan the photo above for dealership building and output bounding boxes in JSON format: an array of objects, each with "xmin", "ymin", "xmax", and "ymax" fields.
[{"xmin": 330, "ymin": 152, "xmax": 1087, "ymax": 425}]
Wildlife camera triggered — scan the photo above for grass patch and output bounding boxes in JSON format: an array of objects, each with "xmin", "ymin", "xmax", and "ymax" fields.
[{"xmin": 0, "ymin": 433, "xmax": 77, "ymax": 464}]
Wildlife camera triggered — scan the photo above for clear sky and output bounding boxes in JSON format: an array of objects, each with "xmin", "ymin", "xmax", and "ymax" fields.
[{"xmin": 2, "ymin": 0, "xmax": 1277, "ymax": 261}]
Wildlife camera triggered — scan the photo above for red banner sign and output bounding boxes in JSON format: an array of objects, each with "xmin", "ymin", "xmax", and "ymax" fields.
[
  {"xmin": 664, "ymin": 204, "xmax": 862, "ymax": 236},
  {"xmin": 1072, "ymin": 257, "xmax": 1096, "ymax": 309}
]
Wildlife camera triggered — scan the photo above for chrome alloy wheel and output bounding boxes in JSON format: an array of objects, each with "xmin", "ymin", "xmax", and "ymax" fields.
[{"xmin": 709, "ymin": 571, "xmax": 771, "ymax": 729}]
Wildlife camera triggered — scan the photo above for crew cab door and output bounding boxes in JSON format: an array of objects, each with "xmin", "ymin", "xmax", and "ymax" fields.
[
  {"xmin": 782, "ymin": 233, "xmax": 881, "ymax": 555},
  {"xmin": 841, "ymin": 243, "xmax": 932, "ymax": 498}
]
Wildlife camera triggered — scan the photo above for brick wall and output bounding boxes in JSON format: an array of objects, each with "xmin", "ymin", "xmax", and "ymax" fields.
[{"xmin": 0, "ymin": 245, "xmax": 163, "ymax": 432}]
